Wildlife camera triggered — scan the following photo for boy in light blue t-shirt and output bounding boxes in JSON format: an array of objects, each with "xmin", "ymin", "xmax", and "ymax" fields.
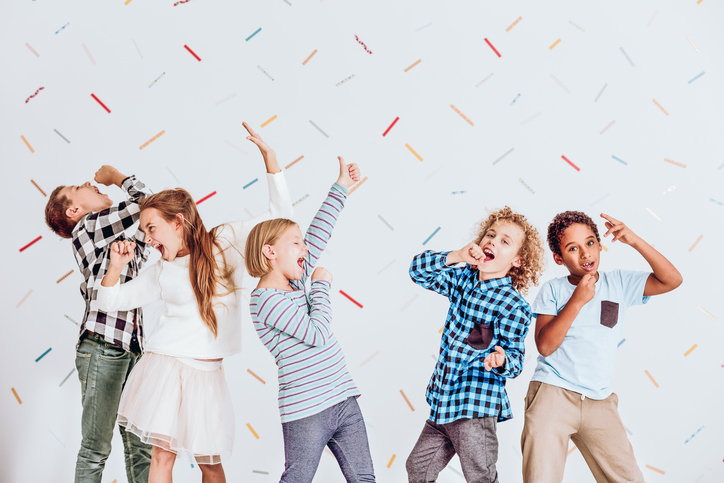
[{"xmin": 521, "ymin": 211, "xmax": 682, "ymax": 483}]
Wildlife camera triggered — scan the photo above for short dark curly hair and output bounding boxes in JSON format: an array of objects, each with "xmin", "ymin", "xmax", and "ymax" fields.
[{"xmin": 547, "ymin": 211, "xmax": 600, "ymax": 257}]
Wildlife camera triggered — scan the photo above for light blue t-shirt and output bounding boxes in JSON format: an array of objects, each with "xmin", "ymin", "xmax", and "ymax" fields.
[{"xmin": 531, "ymin": 269, "xmax": 650, "ymax": 399}]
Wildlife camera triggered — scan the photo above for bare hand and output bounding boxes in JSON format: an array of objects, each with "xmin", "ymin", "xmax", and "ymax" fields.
[
  {"xmin": 311, "ymin": 267, "xmax": 333, "ymax": 283},
  {"xmin": 109, "ymin": 240, "xmax": 136, "ymax": 267},
  {"xmin": 243, "ymin": 121, "xmax": 276, "ymax": 159},
  {"xmin": 571, "ymin": 273, "xmax": 596, "ymax": 306},
  {"xmin": 336, "ymin": 157, "xmax": 361, "ymax": 189},
  {"xmin": 449, "ymin": 242, "xmax": 484, "ymax": 268},
  {"xmin": 484, "ymin": 346, "xmax": 506, "ymax": 371},
  {"xmin": 94, "ymin": 166, "xmax": 121, "ymax": 186},
  {"xmin": 601, "ymin": 213, "xmax": 639, "ymax": 246}
]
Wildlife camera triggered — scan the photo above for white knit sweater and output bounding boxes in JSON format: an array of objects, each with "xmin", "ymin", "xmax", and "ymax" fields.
[{"xmin": 95, "ymin": 171, "xmax": 293, "ymax": 359}]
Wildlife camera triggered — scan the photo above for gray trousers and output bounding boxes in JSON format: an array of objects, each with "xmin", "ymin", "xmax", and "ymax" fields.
[
  {"xmin": 280, "ymin": 397, "xmax": 375, "ymax": 483},
  {"xmin": 406, "ymin": 417, "xmax": 499, "ymax": 483}
]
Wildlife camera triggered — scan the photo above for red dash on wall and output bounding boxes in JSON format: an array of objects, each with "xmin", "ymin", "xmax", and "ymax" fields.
[
  {"xmin": 195, "ymin": 191, "xmax": 216, "ymax": 205},
  {"xmin": 339, "ymin": 290, "xmax": 363, "ymax": 308},
  {"xmin": 90, "ymin": 94, "xmax": 111, "ymax": 113},
  {"xmin": 561, "ymin": 155, "xmax": 580, "ymax": 172},
  {"xmin": 484, "ymin": 38, "xmax": 501, "ymax": 58},
  {"xmin": 382, "ymin": 117, "xmax": 399, "ymax": 137},
  {"xmin": 184, "ymin": 44, "xmax": 201, "ymax": 61},
  {"xmin": 20, "ymin": 236, "xmax": 42, "ymax": 252}
]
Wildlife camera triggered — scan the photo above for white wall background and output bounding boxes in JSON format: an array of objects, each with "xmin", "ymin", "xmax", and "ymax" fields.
[{"xmin": 2, "ymin": 0, "xmax": 723, "ymax": 481}]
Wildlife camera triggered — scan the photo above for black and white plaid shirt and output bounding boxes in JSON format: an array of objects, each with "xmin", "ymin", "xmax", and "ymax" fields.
[{"xmin": 72, "ymin": 176, "xmax": 150, "ymax": 352}]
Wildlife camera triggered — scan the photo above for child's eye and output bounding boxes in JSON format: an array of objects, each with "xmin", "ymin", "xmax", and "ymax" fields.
[
  {"xmin": 569, "ymin": 246, "xmax": 577, "ymax": 251},
  {"xmin": 503, "ymin": 240, "xmax": 509, "ymax": 245},
  {"xmin": 587, "ymin": 240, "xmax": 594, "ymax": 246}
]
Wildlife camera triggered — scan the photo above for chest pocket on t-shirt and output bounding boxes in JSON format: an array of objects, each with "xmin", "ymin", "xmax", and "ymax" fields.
[
  {"xmin": 464, "ymin": 324, "xmax": 494, "ymax": 350},
  {"xmin": 600, "ymin": 300, "xmax": 619, "ymax": 328}
]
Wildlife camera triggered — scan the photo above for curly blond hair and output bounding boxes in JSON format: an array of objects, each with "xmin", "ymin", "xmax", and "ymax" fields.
[{"xmin": 472, "ymin": 207, "xmax": 545, "ymax": 295}]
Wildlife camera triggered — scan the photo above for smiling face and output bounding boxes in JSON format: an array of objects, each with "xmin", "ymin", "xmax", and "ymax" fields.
[
  {"xmin": 61, "ymin": 182, "xmax": 113, "ymax": 220},
  {"xmin": 268, "ymin": 225, "xmax": 309, "ymax": 281},
  {"xmin": 140, "ymin": 208, "xmax": 188, "ymax": 261},
  {"xmin": 477, "ymin": 221, "xmax": 524, "ymax": 280},
  {"xmin": 553, "ymin": 223, "xmax": 602, "ymax": 283}
]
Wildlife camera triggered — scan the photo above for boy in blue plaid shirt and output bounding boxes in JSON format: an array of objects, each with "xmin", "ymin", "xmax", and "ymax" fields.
[
  {"xmin": 45, "ymin": 165, "xmax": 152, "ymax": 483},
  {"xmin": 406, "ymin": 207, "xmax": 545, "ymax": 483}
]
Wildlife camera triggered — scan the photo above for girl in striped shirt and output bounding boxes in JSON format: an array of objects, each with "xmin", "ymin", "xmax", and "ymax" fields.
[{"xmin": 245, "ymin": 157, "xmax": 375, "ymax": 483}]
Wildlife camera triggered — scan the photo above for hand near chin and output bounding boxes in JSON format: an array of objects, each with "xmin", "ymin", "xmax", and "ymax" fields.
[
  {"xmin": 336, "ymin": 157, "xmax": 361, "ymax": 189},
  {"xmin": 110, "ymin": 240, "xmax": 136, "ymax": 267},
  {"xmin": 572, "ymin": 273, "xmax": 596, "ymax": 306},
  {"xmin": 484, "ymin": 346, "xmax": 506, "ymax": 371},
  {"xmin": 311, "ymin": 267, "xmax": 333, "ymax": 283}
]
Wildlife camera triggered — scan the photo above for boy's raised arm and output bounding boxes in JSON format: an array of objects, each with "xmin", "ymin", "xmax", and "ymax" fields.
[{"xmin": 601, "ymin": 214, "xmax": 683, "ymax": 296}]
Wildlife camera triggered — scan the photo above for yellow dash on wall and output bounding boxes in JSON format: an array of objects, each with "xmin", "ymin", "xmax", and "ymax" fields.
[
  {"xmin": 687, "ymin": 35, "xmax": 700, "ymax": 52},
  {"xmin": 261, "ymin": 115, "xmax": 277, "ymax": 128},
  {"xmin": 21, "ymin": 135, "xmax": 35, "ymax": 153},
  {"xmin": 400, "ymin": 390, "xmax": 415, "ymax": 411},
  {"xmin": 405, "ymin": 144, "xmax": 423, "ymax": 162},
  {"xmin": 139, "ymin": 130, "xmax": 165, "ymax": 150},
  {"xmin": 644, "ymin": 370, "xmax": 659, "ymax": 388},
  {"xmin": 664, "ymin": 158, "xmax": 686, "ymax": 168},
  {"xmin": 549, "ymin": 39, "xmax": 561, "ymax": 50},
  {"xmin": 285, "ymin": 156, "xmax": 304, "ymax": 170},
  {"xmin": 11, "ymin": 387, "xmax": 22, "ymax": 404},
  {"xmin": 349, "ymin": 177, "xmax": 368, "ymax": 194},
  {"xmin": 506, "ymin": 16, "xmax": 522, "ymax": 32},
  {"xmin": 568, "ymin": 445, "xmax": 577, "ymax": 456},
  {"xmin": 302, "ymin": 49, "xmax": 317, "ymax": 65},
  {"xmin": 404, "ymin": 59, "xmax": 421, "ymax": 72},
  {"xmin": 698, "ymin": 306, "xmax": 715, "ymax": 320},
  {"xmin": 688, "ymin": 235, "xmax": 703, "ymax": 252},
  {"xmin": 684, "ymin": 344, "xmax": 697, "ymax": 357},
  {"xmin": 247, "ymin": 369, "xmax": 266, "ymax": 384},
  {"xmin": 57, "ymin": 270, "xmax": 74, "ymax": 284},
  {"xmin": 645, "ymin": 464, "xmax": 665, "ymax": 475},
  {"xmin": 601, "ymin": 244, "xmax": 608, "ymax": 252},
  {"xmin": 438, "ymin": 326, "xmax": 444, "ymax": 334},
  {"xmin": 652, "ymin": 99, "xmax": 669, "ymax": 116},
  {"xmin": 387, "ymin": 454, "xmax": 396, "ymax": 469},
  {"xmin": 450, "ymin": 104, "xmax": 474, "ymax": 126},
  {"xmin": 246, "ymin": 423, "xmax": 260, "ymax": 439}
]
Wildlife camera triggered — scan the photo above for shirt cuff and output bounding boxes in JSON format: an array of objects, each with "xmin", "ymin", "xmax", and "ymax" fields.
[{"xmin": 331, "ymin": 182, "xmax": 349, "ymax": 196}]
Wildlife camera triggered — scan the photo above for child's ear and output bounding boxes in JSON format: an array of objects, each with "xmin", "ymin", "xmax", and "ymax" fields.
[
  {"xmin": 261, "ymin": 244, "xmax": 276, "ymax": 261},
  {"xmin": 65, "ymin": 205, "xmax": 81, "ymax": 221},
  {"xmin": 174, "ymin": 213, "xmax": 185, "ymax": 229},
  {"xmin": 512, "ymin": 257, "xmax": 522, "ymax": 268},
  {"xmin": 553, "ymin": 253, "xmax": 564, "ymax": 265}
]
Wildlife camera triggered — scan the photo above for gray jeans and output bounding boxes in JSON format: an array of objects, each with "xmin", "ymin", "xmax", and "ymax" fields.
[
  {"xmin": 280, "ymin": 397, "xmax": 375, "ymax": 483},
  {"xmin": 406, "ymin": 417, "xmax": 499, "ymax": 483},
  {"xmin": 74, "ymin": 333, "xmax": 151, "ymax": 483}
]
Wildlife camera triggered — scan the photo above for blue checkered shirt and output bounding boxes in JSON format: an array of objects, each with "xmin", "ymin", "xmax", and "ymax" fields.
[{"xmin": 410, "ymin": 250, "xmax": 532, "ymax": 424}]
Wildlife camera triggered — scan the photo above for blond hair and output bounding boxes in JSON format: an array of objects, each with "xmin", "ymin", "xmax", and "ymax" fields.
[
  {"xmin": 473, "ymin": 206, "xmax": 545, "ymax": 295},
  {"xmin": 245, "ymin": 218, "xmax": 298, "ymax": 278}
]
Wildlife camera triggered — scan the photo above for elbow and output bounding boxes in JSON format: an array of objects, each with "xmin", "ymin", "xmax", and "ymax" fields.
[
  {"xmin": 672, "ymin": 272, "xmax": 683, "ymax": 290},
  {"xmin": 534, "ymin": 337, "xmax": 555, "ymax": 358}
]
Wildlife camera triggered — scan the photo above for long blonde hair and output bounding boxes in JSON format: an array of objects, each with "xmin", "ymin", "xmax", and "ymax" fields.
[
  {"xmin": 244, "ymin": 218, "xmax": 298, "ymax": 278},
  {"xmin": 140, "ymin": 189, "xmax": 236, "ymax": 337}
]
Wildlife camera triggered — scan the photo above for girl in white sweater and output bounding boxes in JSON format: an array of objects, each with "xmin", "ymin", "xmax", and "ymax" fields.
[{"xmin": 95, "ymin": 123, "xmax": 292, "ymax": 483}]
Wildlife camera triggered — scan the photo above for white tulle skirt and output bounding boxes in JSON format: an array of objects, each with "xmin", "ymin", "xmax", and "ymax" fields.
[{"xmin": 117, "ymin": 351, "xmax": 235, "ymax": 465}]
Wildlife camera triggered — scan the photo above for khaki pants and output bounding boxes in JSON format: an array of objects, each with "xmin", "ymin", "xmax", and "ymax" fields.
[{"xmin": 520, "ymin": 381, "xmax": 645, "ymax": 483}]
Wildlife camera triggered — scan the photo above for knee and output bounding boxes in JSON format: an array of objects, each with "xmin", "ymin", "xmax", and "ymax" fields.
[
  {"xmin": 199, "ymin": 463, "xmax": 224, "ymax": 476},
  {"xmin": 405, "ymin": 454, "xmax": 422, "ymax": 482},
  {"xmin": 151, "ymin": 448, "xmax": 176, "ymax": 469}
]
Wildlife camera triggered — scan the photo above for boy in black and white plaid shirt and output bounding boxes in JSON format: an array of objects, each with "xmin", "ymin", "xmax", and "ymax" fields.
[{"xmin": 45, "ymin": 165, "xmax": 152, "ymax": 483}]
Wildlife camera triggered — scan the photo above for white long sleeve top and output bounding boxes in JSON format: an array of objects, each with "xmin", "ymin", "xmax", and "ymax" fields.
[{"xmin": 95, "ymin": 171, "xmax": 293, "ymax": 359}]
